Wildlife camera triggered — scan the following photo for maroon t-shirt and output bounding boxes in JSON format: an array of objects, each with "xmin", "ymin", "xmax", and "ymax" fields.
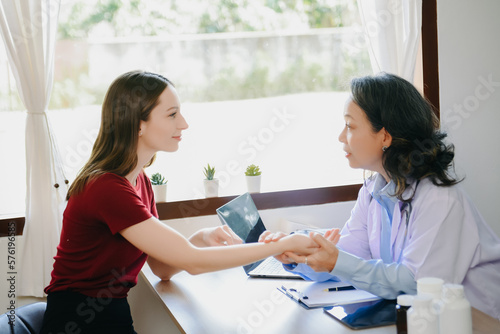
[{"xmin": 45, "ymin": 172, "xmax": 158, "ymax": 298}]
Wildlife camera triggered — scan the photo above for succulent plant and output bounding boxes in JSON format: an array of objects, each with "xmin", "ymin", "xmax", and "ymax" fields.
[
  {"xmin": 150, "ymin": 172, "xmax": 167, "ymax": 185},
  {"xmin": 245, "ymin": 164, "xmax": 262, "ymax": 176},
  {"xmin": 203, "ymin": 163, "xmax": 216, "ymax": 180}
]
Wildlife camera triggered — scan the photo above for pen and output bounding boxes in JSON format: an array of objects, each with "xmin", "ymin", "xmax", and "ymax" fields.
[{"xmin": 323, "ymin": 286, "xmax": 356, "ymax": 292}]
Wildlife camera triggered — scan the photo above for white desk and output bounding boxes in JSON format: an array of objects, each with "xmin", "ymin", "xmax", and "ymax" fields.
[{"xmin": 139, "ymin": 264, "xmax": 499, "ymax": 334}]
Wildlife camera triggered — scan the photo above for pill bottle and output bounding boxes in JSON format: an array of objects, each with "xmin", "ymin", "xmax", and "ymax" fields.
[
  {"xmin": 416, "ymin": 277, "xmax": 444, "ymax": 300},
  {"xmin": 417, "ymin": 276, "xmax": 444, "ymax": 315},
  {"xmin": 396, "ymin": 294, "xmax": 414, "ymax": 334},
  {"xmin": 439, "ymin": 284, "xmax": 472, "ymax": 334},
  {"xmin": 407, "ymin": 294, "xmax": 439, "ymax": 334}
]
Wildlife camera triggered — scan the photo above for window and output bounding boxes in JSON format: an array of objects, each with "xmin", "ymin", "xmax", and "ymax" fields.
[
  {"xmin": 51, "ymin": 0, "xmax": 369, "ymax": 203},
  {"xmin": 2, "ymin": 0, "xmax": 436, "ymax": 217},
  {"xmin": 0, "ymin": 41, "xmax": 26, "ymax": 215}
]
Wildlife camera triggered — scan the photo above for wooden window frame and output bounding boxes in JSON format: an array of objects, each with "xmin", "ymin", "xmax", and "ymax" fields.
[{"xmin": 0, "ymin": 0, "xmax": 438, "ymax": 229}]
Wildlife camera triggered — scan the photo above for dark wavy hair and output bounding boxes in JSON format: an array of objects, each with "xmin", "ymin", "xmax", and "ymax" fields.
[{"xmin": 350, "ymin": 72, "xmax": 461, "ymax": 201}]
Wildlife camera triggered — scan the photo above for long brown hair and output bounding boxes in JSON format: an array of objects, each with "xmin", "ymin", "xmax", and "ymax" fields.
[{"xmin": 67, "ymin": 71, "xmax": 173, "ymax": 199}]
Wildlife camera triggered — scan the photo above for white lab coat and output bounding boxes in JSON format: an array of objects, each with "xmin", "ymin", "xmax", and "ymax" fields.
[{"xmin": 289, "ymin": 176, "xmax": 500, "ymax": 319}]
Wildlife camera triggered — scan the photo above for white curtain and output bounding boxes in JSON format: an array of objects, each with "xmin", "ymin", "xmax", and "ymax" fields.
[
  {"xmin": 0, "ymin": 1, "xmax": 66, "ymax": 296},
  {"xmin": 357, "ymin": 0, "xmax": 422, "ymax": 81}
]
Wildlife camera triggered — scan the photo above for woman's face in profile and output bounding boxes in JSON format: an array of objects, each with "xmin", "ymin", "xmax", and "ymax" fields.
[
  {"xmin": 338, "ymin": 98, "xmax": 387, "ymax": 174},
  {"xmin": 138, "ymin": 86, "xmax": 189, "ymax": 154}
]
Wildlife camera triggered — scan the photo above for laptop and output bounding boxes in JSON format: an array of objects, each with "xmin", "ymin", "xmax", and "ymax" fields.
[{"xmin": 216, "ymin": 192, "xmax": 302, "ymax": 279}]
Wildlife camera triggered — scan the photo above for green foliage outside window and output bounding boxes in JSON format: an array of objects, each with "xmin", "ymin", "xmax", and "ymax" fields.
[
  {"xmin": 1, "ymin": 0, "xmax": 368, "ymax": 111},
  {"xmin": 58, "ymin": 0, "xmax": 358, "ymax": 38}
]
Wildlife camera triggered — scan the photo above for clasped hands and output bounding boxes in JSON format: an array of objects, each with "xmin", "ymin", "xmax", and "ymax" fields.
[
  {"xmin": 192, "ymin": 225, "xmax": 341, "ymax": 273},
  {"xmin": 259, "ymin": 228, "xmax": 341, "ymax": 273}
]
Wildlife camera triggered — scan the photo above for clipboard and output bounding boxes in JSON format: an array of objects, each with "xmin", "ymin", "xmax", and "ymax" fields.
[
  {"xmin": 279, "ymin": 281, "xmax": 380, "ymax": 309},
  {"xmin": 278, "ymin": 285, "xmax": 313, "ymax": 310}
]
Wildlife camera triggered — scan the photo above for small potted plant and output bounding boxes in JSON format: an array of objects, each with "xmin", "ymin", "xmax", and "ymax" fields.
[
  {"xmin": 245, "ymin": 164, "xmax": 262, "ymax": 193},
  {"xmin": 150, "ymin": 172, "xmax": 168, "ymax": 202},
  {"xmin": 203, "ymin": 163, "xmax": 219, "ymax": 198}
]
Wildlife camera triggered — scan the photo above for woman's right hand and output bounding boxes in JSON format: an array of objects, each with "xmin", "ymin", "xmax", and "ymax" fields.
[
  {"xmin": 284, "ymin": 232, "xmax": 340, "ymax": 272},
  {"xmin": 259, "ymin": 230, "xmax": 287, "ymax": 243},
  {"xmin": 258, "ymin": 231, "xmax": 293, "ymax": 263},
  {"xmin": 260, "ymin": 228, "xmax": 341, "ymax": 244},
  {"xmin": 280, "ymin": 233, "xmax": 319, "ymax": 257},
  {"xmin": 258, "ymin": 232, "xmax": 319, "ymax": 264},
  {"xmin": 259, "ymin": 228, "xmax": 341, "ymax": 264}
]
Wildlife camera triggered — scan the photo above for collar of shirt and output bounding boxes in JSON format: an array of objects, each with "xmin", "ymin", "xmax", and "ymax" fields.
[{"xmin": 371, "ymin": 174, "xmax": 398, "ymax": 221}]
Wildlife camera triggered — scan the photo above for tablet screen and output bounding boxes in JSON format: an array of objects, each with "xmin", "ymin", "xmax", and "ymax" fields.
[{"xmin": 324, "ymin": 299, "xmax": 397, "ymax": 330}]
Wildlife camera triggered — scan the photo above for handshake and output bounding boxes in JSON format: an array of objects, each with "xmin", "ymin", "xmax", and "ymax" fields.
[{"xmin": 258, "ymin": 228, "xmax": 342, "ymax": 273}]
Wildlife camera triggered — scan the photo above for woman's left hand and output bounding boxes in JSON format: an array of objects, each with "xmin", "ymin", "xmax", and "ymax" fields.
[
  {"xmin": 191, "ymin": 225, "xmax": 243, "ymax": 247},
  {"xmin": 285, "ymin": 232, "xmax": 340, "ymax": 272}
]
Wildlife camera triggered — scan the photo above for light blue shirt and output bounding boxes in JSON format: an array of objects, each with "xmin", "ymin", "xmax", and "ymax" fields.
[
  {"xmin": 371, "ymin": 176, "xmax": 397, "ymax": 264},
  {"xmin": 285, "ymin": 175, "xmax": 500, "ymax": 320}
]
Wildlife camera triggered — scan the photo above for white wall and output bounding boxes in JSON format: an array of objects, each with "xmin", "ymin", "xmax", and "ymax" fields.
[
  {"xmin": 437, "ymin": 0, "xmax": 500, "ymax": 237},
  {"xmin": 163, "ymin": 201, "xmax": 355, "ymax": 237}
]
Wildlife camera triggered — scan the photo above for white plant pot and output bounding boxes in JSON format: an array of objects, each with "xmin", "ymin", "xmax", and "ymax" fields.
[
  {"xmin": 204, "ymin": 179, "xmax": 219, "ymax": 198},
  {"xmin": 246, "ymin": 175, "xmax": 261, "ymax": 193},
  {"xmin": 152, "ymin": 184, "xmax": 167, "ymax": 202}
]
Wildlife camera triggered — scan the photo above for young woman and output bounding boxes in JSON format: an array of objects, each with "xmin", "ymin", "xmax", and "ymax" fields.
[
  {"xmin": 261, "ymin": 73, "xmax": 500, "ymax": 319},
  {"xmin": 40, "ymin": 71, "xmax": 319, "ymax": 333}
]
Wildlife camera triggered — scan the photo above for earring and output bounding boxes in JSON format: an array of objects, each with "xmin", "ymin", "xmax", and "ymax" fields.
[
  {"xmin": 382, "ymin": 146, "xmax": 388, "ymax": 152},
  {"xmin": 139, "ymin": 130, "xmax": 142, "ymax": 136}
]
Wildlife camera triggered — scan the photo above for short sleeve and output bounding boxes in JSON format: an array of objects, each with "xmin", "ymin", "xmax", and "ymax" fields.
[{"xmin": 86, "ymin": 174, "xmax": 154, "ymax": 234}]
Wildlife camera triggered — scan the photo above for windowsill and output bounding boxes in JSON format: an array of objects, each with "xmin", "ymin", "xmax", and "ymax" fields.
[
  {"xmin": 0, "ymin": 184, "xmax": 362, "ymax": 231},
  {"xmin": 156, "ymin": 184, "xmax": 362, "ymax": 220},
  {"xmin": 0, "ymin": 216, "xmax": 25, "ymax": 237}
]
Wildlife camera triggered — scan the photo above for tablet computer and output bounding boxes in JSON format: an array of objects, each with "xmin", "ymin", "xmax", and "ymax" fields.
[
  {"xmin": 324, "ymin": 298, "xmax": 397, "ymax": 330},
  {"xmin": 216, "ymin": 192, "xmax": 301, "ymax": 279}
]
